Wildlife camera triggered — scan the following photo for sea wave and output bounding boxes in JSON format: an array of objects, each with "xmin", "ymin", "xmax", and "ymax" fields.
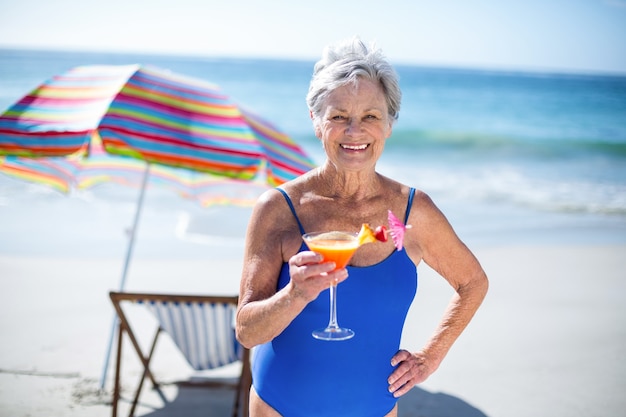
[
  {"xmin": 385, "ymin": 128, "xmax": 626, "ymax": 158},
  {"xmin": 379, "ymin": 160, "xmax": 626, "ymax": 217}
]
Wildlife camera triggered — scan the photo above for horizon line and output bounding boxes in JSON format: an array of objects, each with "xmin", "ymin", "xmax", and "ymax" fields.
[{"xmin": 1, "ymin": 44, "xmax": 625, "ymax": 78}]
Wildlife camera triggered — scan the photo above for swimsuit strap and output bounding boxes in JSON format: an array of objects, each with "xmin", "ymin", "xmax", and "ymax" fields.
[
  {"xmin": 404, "ymin": 187, "xmax": 416, "ymax": 225},
  {"xmin": 276, "ymin": 188, "xmax": 306, "ymax": 235}
]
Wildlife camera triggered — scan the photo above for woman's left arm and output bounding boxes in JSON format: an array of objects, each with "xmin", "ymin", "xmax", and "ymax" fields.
[{"xmin": 387, "ymin": 191, "xmax": 489, "ymax": 398}]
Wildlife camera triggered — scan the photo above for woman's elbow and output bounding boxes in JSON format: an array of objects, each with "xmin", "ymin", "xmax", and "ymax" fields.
[
  {"xmin": 236, "ymin": 328, "xmax": 258, "ymax": 350},
  {"xmin": 458, "ymin": 270, "xmax": 489, "ymax": 302},
  {"xmin": 235, "ymin": 310, "xmax": 257, "ymax": 349},
  {"xmin": 471, "ymin": 271, "xmax": 489, "ymax": 301}
]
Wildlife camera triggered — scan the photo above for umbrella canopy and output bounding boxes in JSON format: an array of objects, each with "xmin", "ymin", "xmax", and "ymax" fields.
[
  {"xmin": 0, "ymin": 64, "xmax": 315, "ymax": 185},
  {"xmin": 0, "ymin": 155, "xmax": 76, "ymax": 193},
  {"xmin": 0, "ymin": 136, "xmax": 269, "ymax": 207}
]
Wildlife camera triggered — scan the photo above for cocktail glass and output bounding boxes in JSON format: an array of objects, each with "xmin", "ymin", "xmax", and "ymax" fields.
[{"xmin": 302, "ymin": 231, "xmax": 359, "ymax": 341}]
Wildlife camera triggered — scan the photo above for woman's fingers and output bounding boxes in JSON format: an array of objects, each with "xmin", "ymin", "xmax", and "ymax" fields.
[
  {"xmin": 288, "ymin": 251, "xmax": 349, "ymax": 300},
  {"xmin": 388, "ymin": 350, "xmax": 432, "ymax": 397}
]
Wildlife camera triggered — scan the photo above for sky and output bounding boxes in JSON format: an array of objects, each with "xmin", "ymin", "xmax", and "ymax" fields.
[{"xmin": 0, "ymin": 0, "xmax": 625, "ymax": 74}]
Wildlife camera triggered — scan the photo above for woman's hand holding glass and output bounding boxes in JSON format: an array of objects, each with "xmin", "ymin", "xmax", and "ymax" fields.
[{"xmin": 287, "ymin": 250, "xmax": 349, "ymax": 303}]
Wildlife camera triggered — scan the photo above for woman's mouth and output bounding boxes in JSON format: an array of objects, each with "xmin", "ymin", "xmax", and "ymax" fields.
[{"xmin": 340, "ymin": 143, "xmax": 369, "ymax": 150}]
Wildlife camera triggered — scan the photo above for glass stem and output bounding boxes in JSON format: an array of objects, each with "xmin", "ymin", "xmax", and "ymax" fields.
[{"xmin": 327, "ymin": 282, "xmax": 340, "ymax": 330}]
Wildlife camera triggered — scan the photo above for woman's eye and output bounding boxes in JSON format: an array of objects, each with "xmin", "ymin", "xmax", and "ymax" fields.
[{"xmin": 332, "ymin": 115, "xmax": 346, "ymax": 121}]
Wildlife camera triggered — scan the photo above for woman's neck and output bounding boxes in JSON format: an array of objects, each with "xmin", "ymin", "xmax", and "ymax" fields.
[{"xmin": 314, "ymin": 163, "xmax": 383, "ymax": 201}]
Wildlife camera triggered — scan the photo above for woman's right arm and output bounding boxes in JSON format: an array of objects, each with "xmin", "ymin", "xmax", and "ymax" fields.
[{"xmin": 235, "ymin": 190, "xmax": 346, "ymax": 349}]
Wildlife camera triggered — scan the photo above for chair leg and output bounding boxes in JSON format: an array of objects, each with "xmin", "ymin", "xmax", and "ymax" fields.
[
  {"xmin": 128, "ymin": 328, "xmax": 163, "ymax": 417},
  {"xmin": 241, "ymin": 350, "xmax": 252, "ymax": 417},
  {"xmin": 112, "ymin": 322, "xmax": 124, "ymax": 417},
  {"xmin": 232, "ymin": 348, "xmax": 252, "ymax": 417}
]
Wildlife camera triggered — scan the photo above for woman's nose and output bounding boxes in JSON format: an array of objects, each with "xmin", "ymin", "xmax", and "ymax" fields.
[{"xmin": 346, "ymin": 119, "xmax": 362, "ymax": 136}]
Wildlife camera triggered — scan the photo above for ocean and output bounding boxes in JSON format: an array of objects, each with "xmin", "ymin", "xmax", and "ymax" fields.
[{"xmin": 1, "ymin": 49, "xmax": 625, "ymax": 261}]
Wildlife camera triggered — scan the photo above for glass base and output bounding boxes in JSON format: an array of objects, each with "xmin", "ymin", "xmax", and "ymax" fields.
[{"xmin": 312, "ymin": 327, "xmax": 355, "ymax": 341}]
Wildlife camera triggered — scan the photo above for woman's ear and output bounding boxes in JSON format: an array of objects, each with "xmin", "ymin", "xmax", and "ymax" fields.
[
  {"xmin": 385, "ymin": 122, "xmax": 393, "ymax": 139},
  {"xmin": 382, "ymin": 115, "xmax": 393, "ymax": 139},
  {"xmin": 310, "ymin": 111, "xmax": 322, "ymax": 139}
]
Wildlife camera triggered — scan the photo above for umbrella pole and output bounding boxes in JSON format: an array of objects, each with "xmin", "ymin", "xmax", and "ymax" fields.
[
  {"xmin": 99, "ymin": 162, "xmax": 151, "ymax": 390},
  {"xmin": 119, "ymin": 162, "xmax": 151, "ymax": 290}
]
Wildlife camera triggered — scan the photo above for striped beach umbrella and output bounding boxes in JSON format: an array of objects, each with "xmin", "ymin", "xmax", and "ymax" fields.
[{"xmin": 0, "ymin": 64, "xmax": 315, "ymax": 185}]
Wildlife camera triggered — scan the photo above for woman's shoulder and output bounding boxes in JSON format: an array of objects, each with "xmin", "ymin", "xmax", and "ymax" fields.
[
  {"xmin": 252, "ymin": 188, "xmax": 288, "ymax": 217},
  {"xmin": 256, "ymin": 169, "xmax": 316, "ymax": 205},
  {"xmin": 377, "ymin": 175, "xmax": 428, "ymax": 202},
  {"xmin": 247, "ymin": 187, "xmax": 305, "ymax": 261},
  {"xmin": 375, "ymin": 176, "xmax": 438, "ymax": 221},
  {"xmin": 265, "ymin": 172, "xmax": 321, "ymax": 210}
]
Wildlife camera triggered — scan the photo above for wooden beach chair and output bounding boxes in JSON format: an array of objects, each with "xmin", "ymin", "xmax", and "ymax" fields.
[{"xmin": 109, "ymin": 292, "xmax": 251, "ymax": 417}]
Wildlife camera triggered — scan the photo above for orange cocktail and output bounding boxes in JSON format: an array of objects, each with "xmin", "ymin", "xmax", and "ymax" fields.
[
  {"xmin": 301, "ymin": 223, "xmax": 386, "ymax": 341},
  {"xmin": 302, "ymin": 231, "xmax": 360, "ymax": 341},
  {"xmin": 303, "ymin": 231, "xmax": 359, "ymax": 270}
]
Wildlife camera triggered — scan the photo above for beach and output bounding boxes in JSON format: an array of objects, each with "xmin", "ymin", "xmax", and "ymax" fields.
[
  {"xmin": 1, "ymin": 242, "xmax": 624, "ymax": 417},
  {"xmin": 1, "ymin": 48, "xmax": 625, "ymax": 416}
]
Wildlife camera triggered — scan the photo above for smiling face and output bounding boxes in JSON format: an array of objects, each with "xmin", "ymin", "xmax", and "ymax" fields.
[{"xmin": 313, "ymin": 78, "xmax": 393, "ymax": 173}]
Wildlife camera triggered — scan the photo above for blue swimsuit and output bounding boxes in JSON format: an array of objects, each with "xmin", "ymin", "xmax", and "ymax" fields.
[{"xmin": 252, "ymin": 188, "xmax": 418, "ymax": 417}]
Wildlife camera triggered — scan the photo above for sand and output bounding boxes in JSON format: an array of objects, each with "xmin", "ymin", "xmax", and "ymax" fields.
[{"xmin": 0, "ymin": 245, "xmax": 624, "ymax": 417}]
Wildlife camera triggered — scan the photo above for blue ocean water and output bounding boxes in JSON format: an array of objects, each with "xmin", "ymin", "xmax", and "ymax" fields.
[{"xmin": 0, "ymin": 49, "xmax": 625, "ymax": 259}]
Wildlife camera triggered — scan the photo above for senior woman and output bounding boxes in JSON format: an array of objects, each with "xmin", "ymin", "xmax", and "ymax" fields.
[{"xmin": 236, "ymin": 38, "xmax": 488, "ymax": 417}]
